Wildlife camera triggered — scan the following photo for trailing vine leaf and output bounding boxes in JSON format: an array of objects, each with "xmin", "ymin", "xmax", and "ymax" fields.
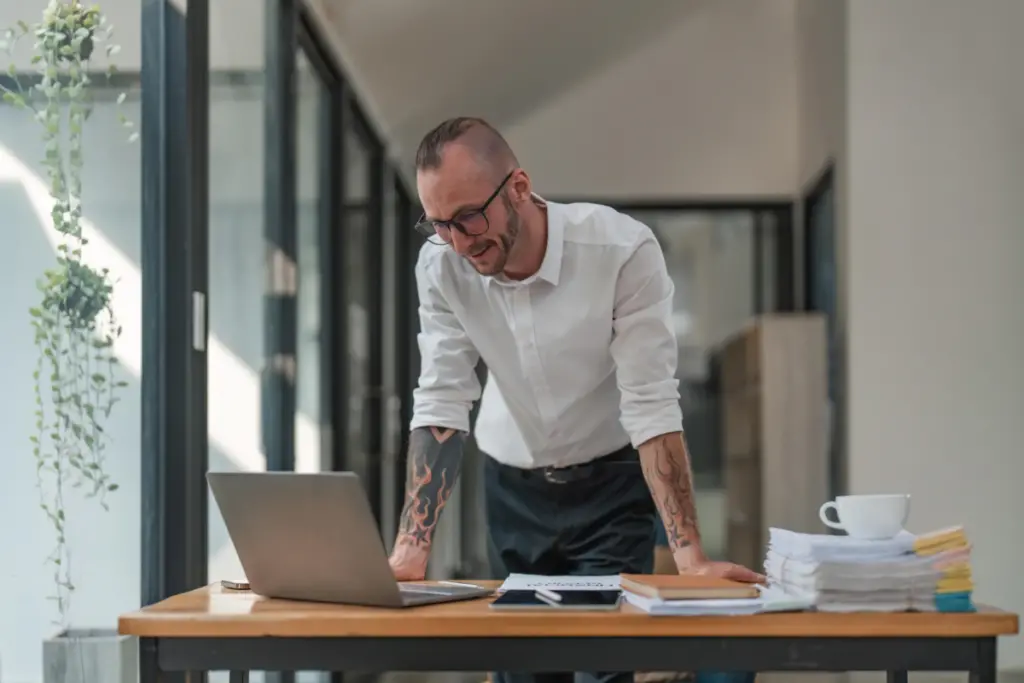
[{"xmin": 2, "ymin": 0, "xmax": 135, "ymax": 631}]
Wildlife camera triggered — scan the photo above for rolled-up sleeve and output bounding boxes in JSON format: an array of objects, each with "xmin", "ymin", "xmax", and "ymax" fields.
[
  {"xmin": 409, "ymin": 251, "xmax": 481, "ymax": 433},
  {"xmin": 610, "ymin": 227, "xmax": 683, "ymax": 447}
]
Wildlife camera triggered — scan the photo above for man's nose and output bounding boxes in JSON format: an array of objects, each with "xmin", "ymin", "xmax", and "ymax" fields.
[{"xmin": 449, "ymin": 229, "xmax": 474, "ymax": 255}]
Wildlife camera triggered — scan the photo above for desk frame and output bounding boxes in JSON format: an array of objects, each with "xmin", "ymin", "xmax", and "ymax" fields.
[{"xmin": 140, "ymin": 634, "xmax": 997, "ymax": 683}]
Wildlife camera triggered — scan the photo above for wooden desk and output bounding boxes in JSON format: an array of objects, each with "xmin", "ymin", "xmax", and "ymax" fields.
[{"xmin": 119, "ymin": 582, "xmax": 1019, "ymax": 683}]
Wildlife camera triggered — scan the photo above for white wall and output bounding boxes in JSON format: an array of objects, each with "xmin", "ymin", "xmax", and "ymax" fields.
[
  {"xmin": 796, "ymin": 0, "xmax": 1024, "ymax": 665},
  {"xmin": 844, "ymin": 0, "xmax": 1024, "ymax": 668},
  {"xmin": 0, "ymin": 6, "xmax": 373, "ymax": 680},
  {"xmin": 795, "ymin": 0, "xmax": 846, "ymax": 188},
  {"xmin": 0, "ymin": 55, "xmax": 369, "ymax": 683},
  {"xmin": 0, "ymin": 84, "xmax": 281, "ymax": 683},
  {"xmin": 504, "ymin": 0, "xmax": 800, "ymax": 199},
  {"xmin": 0, "ymin": 93, "xmax": 321, "ymax": 683},
  {"xmin": 315, "ymin": 0, "xmax": 802, "ymax": 200},
  {"xmin": 794, "ymin": 0, "xmax": 847, "ymax": 501},
  {"xmin": 0, "ymin": 90, "xmax": 144, "ymax": 683}
]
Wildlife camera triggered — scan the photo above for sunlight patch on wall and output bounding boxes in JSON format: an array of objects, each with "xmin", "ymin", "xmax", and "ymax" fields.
[{"xmin": 0, "ymin": 143, "xmax": 321, "ymax": 475}]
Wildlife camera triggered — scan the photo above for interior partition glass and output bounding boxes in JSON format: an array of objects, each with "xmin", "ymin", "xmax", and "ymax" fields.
[
  {"xmin": 343, "ymin": 123, "xmax": 371, "ymax": 497},
  {"xmin": 295, "ymin": 50, "xmax": 326, "ymax": 473},
  {"xmin": 206, "ymin": 0, "xmax": 266, "ymax": 636},
  {"xmin": 757, "ymin": 212, "xmax": 779, "ymax": 313},
  {"xmin": 0, "ymin": 8, "xmax": 143, "ymax": 679},
  {"xmin": 392, "ymin": 182, "xmax": 416, "ymax": 527}
]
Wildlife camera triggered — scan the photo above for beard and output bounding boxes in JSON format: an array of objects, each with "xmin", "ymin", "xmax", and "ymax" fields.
[{"xmin": 470, "ymin": 198, "xmax": 521, "ymax": 276}]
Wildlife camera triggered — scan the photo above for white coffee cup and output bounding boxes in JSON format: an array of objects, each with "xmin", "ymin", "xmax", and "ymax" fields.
[{"xmin": 818, "ymin": 494, "xmax": 910, "ymax": 540}]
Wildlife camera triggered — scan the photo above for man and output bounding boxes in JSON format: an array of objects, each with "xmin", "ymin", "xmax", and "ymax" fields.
[{"xmin": 388, "ymin": 117, "xmax": 763, "ymax": 683}]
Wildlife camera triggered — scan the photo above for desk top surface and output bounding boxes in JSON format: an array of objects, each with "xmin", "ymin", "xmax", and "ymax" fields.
[{"xmin": 118, "ymin": 582, "xmax": 1020, "ymax": 639}]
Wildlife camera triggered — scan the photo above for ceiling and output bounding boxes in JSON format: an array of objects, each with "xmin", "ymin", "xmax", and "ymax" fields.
[{"xmin": 316, "ymin": 0, "xmax": 703, "ymax": 163}]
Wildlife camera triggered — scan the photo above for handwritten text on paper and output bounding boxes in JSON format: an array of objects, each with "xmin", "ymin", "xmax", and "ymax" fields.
[{"xmin": 497, "ymin": 573, "xmax": 621, "ymax": 593}]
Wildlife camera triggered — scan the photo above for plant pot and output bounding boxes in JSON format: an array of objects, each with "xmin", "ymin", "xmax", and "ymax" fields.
[{"xmin": 42, "ymin": 629, "xmax": 137, "ymax": 683}]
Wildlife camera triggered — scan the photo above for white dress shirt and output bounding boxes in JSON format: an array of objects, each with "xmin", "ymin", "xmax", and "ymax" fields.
[{"xmin": 409, "ymin": 197, "xmax": 682, "ymax": 469}]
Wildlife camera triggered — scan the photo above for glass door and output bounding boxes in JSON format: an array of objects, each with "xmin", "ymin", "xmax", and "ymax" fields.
[
  {"xmin": 206, "ymin": 0, "xmax": 267, "ymax": 593},
  {"xmin": 340, "ymin": 113, "xmax": 386, "ymax": 523},
  {"xmin": 294, "ymin": 49, "xmax": 327, "ymax": 473}
]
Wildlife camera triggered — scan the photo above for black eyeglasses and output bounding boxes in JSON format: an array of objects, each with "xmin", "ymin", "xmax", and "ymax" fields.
[{"xmin": 414, "ymin": 169, "xmax": 516, "ymax": 245}]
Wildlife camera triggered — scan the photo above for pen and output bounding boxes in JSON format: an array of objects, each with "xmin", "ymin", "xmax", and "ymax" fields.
[{"xmin": 534, "ymin": 588, "xmax": 563, "ymax": 606}]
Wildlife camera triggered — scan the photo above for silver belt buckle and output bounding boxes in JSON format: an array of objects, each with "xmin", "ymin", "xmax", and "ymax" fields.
[{"xmin": 542, "ymin": 466, "xmax": 569, "ymax": 484}]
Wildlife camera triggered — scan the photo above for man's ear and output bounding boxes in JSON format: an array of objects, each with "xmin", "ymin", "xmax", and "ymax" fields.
[{"xmin": 510, "ymin": 169, "xmax": 532, "ymax": 204}]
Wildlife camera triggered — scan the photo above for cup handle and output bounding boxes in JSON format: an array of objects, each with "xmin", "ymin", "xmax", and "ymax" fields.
[{"xmin": 818, "ymin": 501, "xmax": 845, "ymax": 531}]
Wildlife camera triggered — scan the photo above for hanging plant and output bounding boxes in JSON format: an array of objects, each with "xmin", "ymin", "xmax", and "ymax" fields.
[{"xmin": 1, "ymin": 0, "xmax": 134, "ymax": 629}]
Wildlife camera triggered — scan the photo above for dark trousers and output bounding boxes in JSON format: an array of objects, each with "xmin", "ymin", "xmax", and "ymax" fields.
[{"xmin": 484, "ymin": 444, "xmax": 656, "ymax": 683}]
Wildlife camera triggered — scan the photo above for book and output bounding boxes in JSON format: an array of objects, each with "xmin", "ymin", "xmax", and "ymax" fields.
[
  {"xmin": 623, "ymin": 586, "xmax": 813, "ymax": 615},
  {"xmin": 619, "ymin": 574, "xmax": 760, "ymax": 600}
]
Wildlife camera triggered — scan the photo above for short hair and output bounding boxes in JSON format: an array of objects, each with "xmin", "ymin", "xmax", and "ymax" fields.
[{"xmin": 414, "ymin": 117, "xmax": 518, "ymax": 177}]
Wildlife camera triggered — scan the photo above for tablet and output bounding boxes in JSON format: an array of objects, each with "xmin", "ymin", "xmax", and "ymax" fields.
[{"xmin": 490, "ymin": 589, "xmax": 622, "ymax": 611}]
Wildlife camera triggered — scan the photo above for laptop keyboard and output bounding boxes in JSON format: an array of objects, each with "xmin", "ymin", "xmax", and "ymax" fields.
[{"xmin": 399, "ymin": 582, "xmax": 481, "ymax": 597}]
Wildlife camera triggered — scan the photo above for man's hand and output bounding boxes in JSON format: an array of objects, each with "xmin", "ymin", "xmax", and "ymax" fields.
[
  {"xmin": 388, "ymin": 426, "xmax": 466, "ymax": 580},
  {"xmin": 677, "ymin": 557, "xmax": 766, "ymax": 584},
  {"xmin": 389, "ymin": 540, "xmax": 430, "ymax": 582}
]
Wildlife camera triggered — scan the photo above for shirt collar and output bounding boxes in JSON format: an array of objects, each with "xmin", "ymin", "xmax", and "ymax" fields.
[
  {"xmin": 490, "ymin": 193, "xmax": 563, "ymax": 287},
  {"xmin": 533, "ymin": 194, "xmax": 564, "ymax": 286}
]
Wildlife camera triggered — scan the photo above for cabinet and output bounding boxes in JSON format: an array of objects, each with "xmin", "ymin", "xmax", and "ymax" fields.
[{"xmin": 719, "ymin": 314, "xmax": 829, "ymax": 570}]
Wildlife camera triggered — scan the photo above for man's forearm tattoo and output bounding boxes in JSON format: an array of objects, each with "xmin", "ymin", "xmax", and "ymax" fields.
[
  {"xmin": 396, "ymin": 426, "xmax": 466, "ymax": 548},
  {"xmin": 639, "ymin": 432, "xmax": 702, "ymax": 551}
]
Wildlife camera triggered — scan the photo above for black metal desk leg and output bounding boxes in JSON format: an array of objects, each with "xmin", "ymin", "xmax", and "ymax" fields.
[
  {"xmin": 887, "ymin": 671, "xmax": 908, "ymax": 683},
  {"xmin": 971, "ymin": 637, "xmax": 997, "ymax": 683},
  {"xmin": 229, "ymin": 672, "xmax": 249, "ymax": 683}
]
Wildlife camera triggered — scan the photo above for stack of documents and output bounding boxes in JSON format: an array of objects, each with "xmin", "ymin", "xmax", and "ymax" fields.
[
  {"xmin": 496, "ymin": 573, "xmax": 813, "ymax": 615},
  {"xmin": 624, "ymin": 593, "xmax": 764, "ymax": 616},
  {"xmin": 623, "ymin": 586, "xmax": 809, "ymax": 616},
  {"xmin": 913, "ymin": 526, "xmax": 975, "ymax": 612},
  {"xmin": 620, "ymin": 574, "xmax": 811, "ymax": 616},
  {"xmin": 765, "ymin": 527, "xmax": 976, "ymax": 612}
]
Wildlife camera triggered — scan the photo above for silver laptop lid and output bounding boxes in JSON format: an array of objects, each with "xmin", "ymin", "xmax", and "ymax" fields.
[{"xmin": 207, "ymin": 471, "xmax": 404, "ymax": 607}]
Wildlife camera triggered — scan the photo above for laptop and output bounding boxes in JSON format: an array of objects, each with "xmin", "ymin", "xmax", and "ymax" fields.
[{"xmin": 207, "ymin": 471, "xmax": 493, "ymax": 607}]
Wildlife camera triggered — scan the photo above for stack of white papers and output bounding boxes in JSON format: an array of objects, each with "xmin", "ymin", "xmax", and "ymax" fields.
[
  {"xmin": 765, "ymin": 528, "xmax": 938, "ymax": 612},
  {"xmin": 497, "ymin": 574, "xmax": 815, "ymax": 615},
  {"xmin": 768, "ymin": 527, "xmax": 917, "ymax": 561}
]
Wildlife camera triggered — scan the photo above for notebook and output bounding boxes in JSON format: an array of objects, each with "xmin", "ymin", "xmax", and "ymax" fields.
[
  {"xmin": 619, "ymin": 574, "xmax": 761, "ymax": 600},
  {"xmin": 913, "ymin": 526, "xmax": 969, "ymax": 556}
]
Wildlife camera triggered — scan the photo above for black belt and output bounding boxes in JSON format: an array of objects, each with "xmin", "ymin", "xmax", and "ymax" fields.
[{"xmin": 506, "ymin": 443, "xmax": 638, "ymax": 485}]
